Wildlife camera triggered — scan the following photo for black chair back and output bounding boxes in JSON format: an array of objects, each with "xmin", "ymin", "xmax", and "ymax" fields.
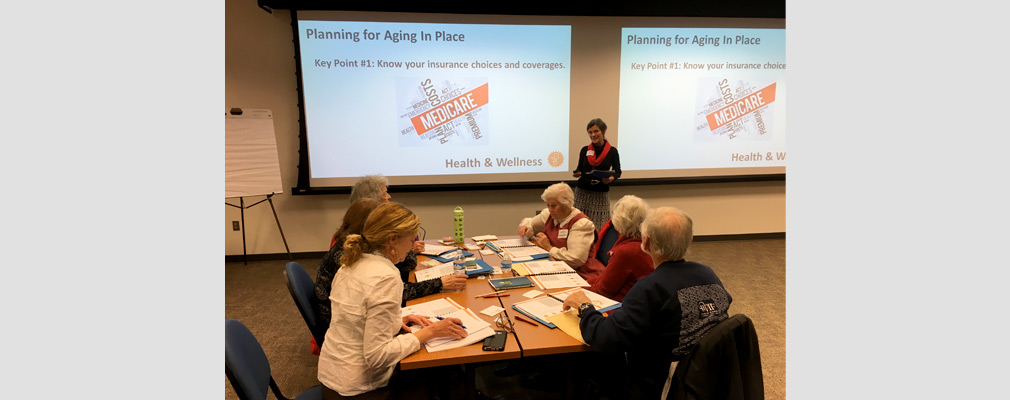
[{"xmin": 667, "ymin": 314, "xmax": 764, "ymax": 400}]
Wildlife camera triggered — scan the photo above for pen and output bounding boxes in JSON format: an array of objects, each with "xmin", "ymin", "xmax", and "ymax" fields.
[
  {"xmin": 474, "ymin": 290, "xmax": 505, "ymax": 298},
  {"xmin": 514, "ymin": 315, "xmax": 538, "ymax": 326},
  {"xmin": 435, "ymin": 316, "xmax": 467, "ymax": 329},
  {"xmin": 481, "ymin": 293, "xmax": 510, "ymax": 298}
]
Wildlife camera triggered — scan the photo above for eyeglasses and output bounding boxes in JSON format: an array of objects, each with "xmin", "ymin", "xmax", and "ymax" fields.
[{"xmin": 494, "ymin": 312, "xmax": 515, "ymax": 334}]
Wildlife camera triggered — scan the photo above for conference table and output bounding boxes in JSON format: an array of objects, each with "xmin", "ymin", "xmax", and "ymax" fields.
[{"xmin": 399, "ymin": 237, "xmax": 592, "ymax": 399}]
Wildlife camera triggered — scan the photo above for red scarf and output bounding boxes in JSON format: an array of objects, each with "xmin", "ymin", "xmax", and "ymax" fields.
[{"xmin": 586, "ymin": 141, "xmax": 611, "ymax": 167}]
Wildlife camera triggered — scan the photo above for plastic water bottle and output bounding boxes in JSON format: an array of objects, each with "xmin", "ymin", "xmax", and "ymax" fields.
[
  {"xmin": 453, "ymin": 250, "xmax": 466, "ymax": 278},
  {"xmin": 500, "ymin": 253, "xmax": 512, "ymax": 275}
]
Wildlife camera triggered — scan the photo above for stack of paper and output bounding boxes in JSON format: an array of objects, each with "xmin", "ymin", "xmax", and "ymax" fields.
[
  {"xmin": 414, "ymin": 262, "xmax": 454, "ymax": 282},
  {"xmin": 502, "ymin": 246, "xmax": 550, "ymax": 262},
  {"xmin": 491, "ymin": 238, "xmax": 534, "ymax": 247}
]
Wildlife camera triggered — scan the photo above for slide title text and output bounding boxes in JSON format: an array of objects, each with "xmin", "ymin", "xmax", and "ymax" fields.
[{"xmin": 305, "ymin": 28, "xmax": 466, "ymax": 43}]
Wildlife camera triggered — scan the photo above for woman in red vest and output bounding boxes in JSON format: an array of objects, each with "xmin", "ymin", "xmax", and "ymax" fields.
[{"xmin": 517, "ymin": 183, "xmax": 604, "ymax": 282}]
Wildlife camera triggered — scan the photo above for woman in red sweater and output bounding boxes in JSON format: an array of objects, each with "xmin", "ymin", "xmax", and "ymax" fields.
[{"xmin": 588, "ymin": 195, "xmax": 653, "ymax": 301}]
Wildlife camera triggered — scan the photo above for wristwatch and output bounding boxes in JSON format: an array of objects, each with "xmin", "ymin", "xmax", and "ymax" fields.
[{"xmin": 577, "ymin": 302, "xmax": 593, "ymax": 318}]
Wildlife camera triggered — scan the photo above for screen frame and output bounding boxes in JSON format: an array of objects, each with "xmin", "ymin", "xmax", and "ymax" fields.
[{"xmin": 287, "ymin": 10, "xmax": 786, "ymax": 195}]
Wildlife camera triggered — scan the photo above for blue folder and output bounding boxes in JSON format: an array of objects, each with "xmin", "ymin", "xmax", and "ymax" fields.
[
  {"xmin": 465, "ymin": 259, "xmax": 494, "ymax": 277},
  {"xmin": 511, "ymin": 304, "xmax": 558, "ymax": 328}
]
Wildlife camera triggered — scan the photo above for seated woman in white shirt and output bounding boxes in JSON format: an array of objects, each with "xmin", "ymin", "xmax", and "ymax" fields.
[
  {"xmin": 517, "ymin": 182, "xmax": 604, "ymax": 282},
  {"xmin": 318, "ymin": 202, "xmax": 467, "ymax": 400}
]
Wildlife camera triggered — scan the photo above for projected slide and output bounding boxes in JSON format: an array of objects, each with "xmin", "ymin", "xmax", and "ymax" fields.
[
  {"xmin": 618, "ymin": 28, "xmax": 786, "ymax": 171},
  {"xmin": 298, "ymin": 20, "xmax": 571, "ymax": 179}
]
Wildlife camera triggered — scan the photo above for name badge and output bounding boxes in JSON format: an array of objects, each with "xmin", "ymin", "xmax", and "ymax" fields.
[
  {"xmin": 586, "ymin": 150, "xmax": 595, "ymax": 157},
  {"xmin": 558, "ymin": 229, "xmax": 569, "ymax": 239}
]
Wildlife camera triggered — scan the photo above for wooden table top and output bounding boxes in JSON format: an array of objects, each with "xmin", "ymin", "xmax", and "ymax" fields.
[
  {"xmin": 400, "ymin": 239, "xmax": 520, "ymax": 370},
  {"xmin": 399, "ymin": 237, "xmax": 591, "ymax": 369}
]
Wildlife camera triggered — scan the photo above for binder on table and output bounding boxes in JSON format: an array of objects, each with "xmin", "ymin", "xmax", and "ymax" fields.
[
  {"xmin": 510, "ymin": 288, "xmax": 622, "ymax": 329},
  {"xmin": 488, "ymin": 276, "xmax": 535, "ymax": 291}
]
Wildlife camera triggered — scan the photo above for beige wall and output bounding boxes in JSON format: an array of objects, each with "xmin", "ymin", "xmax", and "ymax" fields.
[{"xmin": 224, "ymin": 0, "xmax": 785, "ymax": 255}]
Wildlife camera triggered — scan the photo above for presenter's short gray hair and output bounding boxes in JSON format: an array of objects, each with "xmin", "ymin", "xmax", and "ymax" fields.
[
  {"xmin": 540, "ymin": 183, "xmax": 574, "ymax": 207},
  {"xmin": 349, "ymin": 175, "xmax": 389, "ymax": 203},
  {"xmin": 611, "ymin": 195, "xmax": 649, "ymax": 238},
  {"xmin": 641, "ymin": 207, "xmax": 693, "ymax": 261}
]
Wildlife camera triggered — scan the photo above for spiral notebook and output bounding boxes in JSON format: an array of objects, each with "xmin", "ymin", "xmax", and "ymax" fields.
[
  {"xmin": 401, "ymin": 297, "xmax": 495, "ymax": 352},
  {"xmin": 513, "ymin": 261, "xmax": 591, "ymax": 290},
  {"xmin": 510, "ymin": 288, "xmax": 621, "ymax": 328}
]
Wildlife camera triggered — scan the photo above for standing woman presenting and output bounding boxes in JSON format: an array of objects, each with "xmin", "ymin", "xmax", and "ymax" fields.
[{"xmin": 573, "ymin": 118, "xmax": 621, "ymax": 230}]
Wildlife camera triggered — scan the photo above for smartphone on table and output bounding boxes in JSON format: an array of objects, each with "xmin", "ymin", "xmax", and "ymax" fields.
[{"xmin": 482, "ymin": 330, "xmax": 508, "ymax": 351}]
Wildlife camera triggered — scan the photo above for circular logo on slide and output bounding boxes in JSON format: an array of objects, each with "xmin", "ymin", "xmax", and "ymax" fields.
[{"xmin": 548, "ymin": 151, "xmax": 564, "ymax": 167}]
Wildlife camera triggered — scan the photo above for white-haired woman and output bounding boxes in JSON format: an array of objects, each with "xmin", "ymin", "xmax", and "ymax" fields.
[
  {"xmin": 349, "ymin": 174, "xmax": 392, "ymax": 203},
  {"xmin": 517, "ymin": 182, "xmax": 604, "ymax": 282},
  {"xmin": 587, "ymin": 195, "xmax": 653, "ymax": 301}
]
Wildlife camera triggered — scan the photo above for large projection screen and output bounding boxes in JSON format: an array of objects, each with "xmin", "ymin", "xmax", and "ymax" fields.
[{"xmin": 293, "ymin": 11, "xmax": 785, "ymax": 190}]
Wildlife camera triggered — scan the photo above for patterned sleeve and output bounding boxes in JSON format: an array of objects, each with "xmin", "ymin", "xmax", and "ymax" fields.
[
  {"xmin": 394, "ymin": 251, "xmax": 418, "ymax": 283},
  {"xmin": 397, "ymin": 250, "xmax": 442, "ymax": 303},
  {"xmin": 402, "ymin": 279, "xmax": 443, "ymax": 302},
  {"xmin": 314, "ymin": 242, "xmax": 343, "ymax": 324}
]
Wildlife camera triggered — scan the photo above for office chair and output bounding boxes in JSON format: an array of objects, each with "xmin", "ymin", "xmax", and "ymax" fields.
[
  {"xmin": 283, "ymin": 261, "xmax": 326, "ymax": 347},
  {"xmin": 663, "ymin": 314, "xmax": 764, "ymax": 400},
  {"xmin": 225, "ymin": 319, "xmax": 323, "ymax": 400},
  {"xmin": 593, "ymin": 220, "xmax": 621, "ymax": 266}
]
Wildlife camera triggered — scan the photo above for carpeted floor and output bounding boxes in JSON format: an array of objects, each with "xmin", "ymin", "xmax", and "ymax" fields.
[{"xmin": 225, "ymin": 239, "xmax": 785, "ymax": 399}]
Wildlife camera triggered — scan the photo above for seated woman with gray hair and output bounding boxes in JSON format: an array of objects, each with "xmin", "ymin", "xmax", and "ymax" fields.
[
  {"xmin": 349, "ymin": 174, "xmax": 392, "ymax": 204},
  {"xmin": 517, "ymin": 182, "xmax": 604, "ymax": 282},
  {"xmin": 587, "ymin": 195, "xmax": 654, "ymax": 301},
  {"xmin": 342, "ymin": 175, "xmax": 430, "ymax": 299}
]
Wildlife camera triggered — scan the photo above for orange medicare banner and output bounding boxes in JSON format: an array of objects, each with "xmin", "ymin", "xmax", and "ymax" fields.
[
  {"xmin": 411, "ymin": 83, "xmax": 490, "ymax": 136},
  {"xmin": 706, "ymin": 83, "xmax": 777, "ymax": 131}
]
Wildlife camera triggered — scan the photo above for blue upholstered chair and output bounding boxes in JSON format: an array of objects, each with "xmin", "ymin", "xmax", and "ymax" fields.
[
  {"xmin": 595, "ymin": 221, "xmax": 621, "ymax": 266},
  {"xmin": 283, "ymin": 261, "xmax": 326, "ymax": 346},
  {"xmin": 225, "ymin": 319, "xmax": 322, "ymax": 400}
]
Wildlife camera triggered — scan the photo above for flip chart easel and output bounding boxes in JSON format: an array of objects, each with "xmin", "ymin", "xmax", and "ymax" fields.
[{"xmin": 225, "ymin": 108, "xmax": 290, "ymax": 264}]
